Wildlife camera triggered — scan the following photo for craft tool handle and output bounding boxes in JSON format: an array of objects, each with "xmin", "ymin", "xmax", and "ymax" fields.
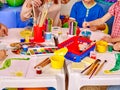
[
  {"xmin": 85, "ymin": 59, "xmax": 100, "ymax": 75},
  {"xmin": 53, "ymin": 36, "xmax": 59, "ymax": 46},
  {"xmin": 34, "ymin": 57, "xmax": 50, "ymax": 68},
  {"xmin": 81, "ymin": 64, "xmax": 92, "ymax": 73},
  {"xmin": 89, "ymin": 63, "xmax": 100, "ymax": 79},
  {"xmin": 40, "ymin": 58, "xmax": 51, "ymax": 67},
  {"xmin": 94, "ymin": 60, "xmax": 107, "ymax": 75}
]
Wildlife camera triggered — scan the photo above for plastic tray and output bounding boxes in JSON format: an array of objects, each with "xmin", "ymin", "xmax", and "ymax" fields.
[
  {"xmin": 58, "ymin": 36, "xmax": 95, "ymax": 62},
  {"xmin": 28, "ymin": 47, "xmax": 58, "ymax": 56}
]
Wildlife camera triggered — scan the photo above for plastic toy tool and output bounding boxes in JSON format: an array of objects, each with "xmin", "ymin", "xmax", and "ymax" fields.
[
  {"xmin": 81, "ymin": 30, "xmax": 91, "ymax": 37},
  {"xmin": 0, "ymin": 58, "xmax": 30, "ymax": 70},
  {"xmin": 104, "ymin": 53, "xmax": 120, "ymax": 74}
]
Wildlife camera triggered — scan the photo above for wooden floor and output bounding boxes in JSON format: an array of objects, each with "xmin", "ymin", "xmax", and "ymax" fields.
[{"xmin": 80, "ymin": 86, "xmax": 108, "ymax": 90}]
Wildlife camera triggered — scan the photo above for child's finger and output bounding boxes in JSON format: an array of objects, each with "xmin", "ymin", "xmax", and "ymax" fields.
[
  {"xmin": 4, "ymin": 28, "xmax": 8, "ymax": 36},
  {"xmin": 82, "ymin": 22, "xmax": 89, "ymax": 28}
]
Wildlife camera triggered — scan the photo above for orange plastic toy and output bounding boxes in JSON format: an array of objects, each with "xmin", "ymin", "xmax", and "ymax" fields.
[{"xmin": 23, "ymin": 88, "xmax": 48, "ymax": 90}]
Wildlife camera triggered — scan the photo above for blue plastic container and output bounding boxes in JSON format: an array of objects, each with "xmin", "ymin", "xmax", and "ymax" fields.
[{"xmin": 58, "ymin": 36, "xmax": 96, "ymax": 62}]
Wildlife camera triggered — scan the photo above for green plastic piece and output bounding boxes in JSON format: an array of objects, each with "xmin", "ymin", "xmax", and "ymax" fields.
[{"xmin": 62, "ymin": 22, "xmax": 69, "ymax": 28}]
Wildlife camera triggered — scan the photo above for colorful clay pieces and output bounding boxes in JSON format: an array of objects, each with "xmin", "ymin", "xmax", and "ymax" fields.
[{"xmin": 28, "ymin": 47, "xmax": 58, "ymax": 56}]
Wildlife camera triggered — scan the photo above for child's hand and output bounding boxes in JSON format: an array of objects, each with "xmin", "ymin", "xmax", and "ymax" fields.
[
  {"xmin": 61, "ymin": 0, "xmax": 70, "ymax": 4},
  {"xmin": 0, "ymin": 50, "xmax": 7, "ymax": 60},
  {"xmin": 68, "ymin": 18, "xmax": 75, "ymax": 24},
  {"xmin": 90, "ymin": 25, "xmax": 97, "ymax": 31},
  {"xmin": 33, "ymin": 0, "xmax": 42, "ymax": 8},
  {"xmin": 0, "ymin": 23, "xmax": 8, "ymax": 37},
  {"xmin": 68, "ymin": 18, "xmax": 75, "ymax": 26},
  {"xmin": 113, "ymin": 42, "xmax": 120, "ymax": 51},
  {"xmin": 82, "ymin": 22, "xmax": 89, "ymax": 28},
  {"xmin": 101, "ymin": 36, "xmax": 111, "ymax": 43}
]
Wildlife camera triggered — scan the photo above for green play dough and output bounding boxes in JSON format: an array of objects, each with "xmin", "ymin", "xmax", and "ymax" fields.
[
  {"xmin": 110, "ymin": 53, "xmax": 120, "ymax": 72},
  {"xmin": 0, "ymin": 58, "xmax": 30, "ymax": 70},
  {"xmin": 6, "ymin": 0, "xmax": 24, "ymax": 7},
  {"xmin": 62, "ymin": 22, "xmax": 69, "ymax": 28}
]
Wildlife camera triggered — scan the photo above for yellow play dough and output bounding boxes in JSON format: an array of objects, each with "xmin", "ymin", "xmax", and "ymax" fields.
[
  {"xmin": 15, "ymin": 71, "xmax": 23, "ymax": 77},
  {"xmin": 81, "ymin": 57, "xmax": 95, "ymax": 65},
  {"xmin": 104, "ymin": 70, "xmax": 111, "ymax": 74},
  {"xmin": 71, "ymin": 62, "xmax": 85, "ymax": 70},
  {"xmin": 104, "ymin": 70, "xmax": 120, "ymax": 75},
  {"xmin": 20, "ymin": 29, "xmax": 32, "ymax": 38}
]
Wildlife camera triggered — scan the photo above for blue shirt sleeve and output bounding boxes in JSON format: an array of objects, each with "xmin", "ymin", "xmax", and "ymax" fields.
[{"xmin": 70, "ymin": 2, "xmax": 78, "ymax": 19}]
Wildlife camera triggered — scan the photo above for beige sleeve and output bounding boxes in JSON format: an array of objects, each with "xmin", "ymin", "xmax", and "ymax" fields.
[
  {"xmin": 47, "ymin": 3, "xmax": 61, "ymax": 26},
  {"xmin": 20, "ymin": 0, "xmax": 33, "ymax": 21}
]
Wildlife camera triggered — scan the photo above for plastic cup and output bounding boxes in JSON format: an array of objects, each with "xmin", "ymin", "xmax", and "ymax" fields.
[
  {"xmin": 45, "ymin": 32, "xmax": 52, "ymax": 40},
  {"xmin": 54, "ymin": 47, "xmax": 68, "ymax": 56},
  {"xmin": 22, "ymin": 45, "xmax": 28, "ymax": 52},
  {"xmin": 33, "ymin": 25, "xmax": 45, "ymax": 43},
  {"xmin": 96, "ymin": 40, "xmax": 108, "ymax": 53},
  {"xmin": 50, "ymin": 55, "xmax": 65, "ymax": 69}
]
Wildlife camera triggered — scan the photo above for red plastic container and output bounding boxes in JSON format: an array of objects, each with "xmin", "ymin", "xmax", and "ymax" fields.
[
  {"xmin": 58, "ymin": 36, "xmax": 96, "ymax": 62},
  {"xmin": 34, "ymin": 25, "xmax": 45, "ymax": 43}
]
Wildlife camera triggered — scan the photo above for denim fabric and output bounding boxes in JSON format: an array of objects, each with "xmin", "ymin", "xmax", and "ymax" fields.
[{"xmin": 107, "ymin": 86, "xmax": 120, "ymax": 90}]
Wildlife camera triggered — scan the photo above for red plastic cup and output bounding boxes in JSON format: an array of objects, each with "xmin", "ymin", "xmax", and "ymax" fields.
[{"xmin": 34, "ymin": 25, "xmax": 45, "ymax": 43}]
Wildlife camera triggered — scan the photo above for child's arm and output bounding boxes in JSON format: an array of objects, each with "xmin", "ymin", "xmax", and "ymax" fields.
[
  {"xmin": 20, "ymin": 0, "xmax": 42, "ymax": 21},
  {"xmin": 101, "ymin": 36, "xmax": 120, "ymax": 43},
  {"xmin": 89, "ymin": 24, "xmax": 106, "ymax": 31},
  {"xmin": 61, "ymin": 0, "xmax": 70, "ymax": 4},
  {"xmin": 20, "ymin": 0, "xmax": 33, "ymax": 21},
  {"xmin": 83, "ymin": 13, "xmax": 112, "ymax": 28},
  {"xmin": 110, "ymin": 37, "xmax": 120, "ymax": 43}
]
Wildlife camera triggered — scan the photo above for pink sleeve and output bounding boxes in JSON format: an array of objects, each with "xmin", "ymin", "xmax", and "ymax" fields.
[{"xmin": 108, "ymin": 3, "xmax": 116, "ymax": 16}]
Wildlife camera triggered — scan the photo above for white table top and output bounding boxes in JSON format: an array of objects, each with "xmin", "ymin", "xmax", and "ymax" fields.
[
  {"xmin": 1, "ymin": 27, "xmax": 119, "ymax": 89},
  {"xmin": 0, "ymin": 28, "xmax": 65, "ymax": 89},
  {"xmin": 65, "ymin": 29, "xmax": 120, "ymax": 90}
]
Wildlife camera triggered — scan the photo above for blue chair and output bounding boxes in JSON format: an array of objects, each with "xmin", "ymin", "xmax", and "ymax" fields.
[{"xmin": 0, "ymin": 4, "xmax": 29, "ymax": 28}]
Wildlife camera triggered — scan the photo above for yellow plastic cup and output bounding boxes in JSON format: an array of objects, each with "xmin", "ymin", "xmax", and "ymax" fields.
[
  {"xmin": 54, "ymin": 47, "xmax": 68, "ymax": 56},
  {"xmin": 50, "ymin": 55, "xmax": 65, "ymax": 69},
  {"xmin": 96, "ymin": 40, "xmax": 108, "ymax": 53}
]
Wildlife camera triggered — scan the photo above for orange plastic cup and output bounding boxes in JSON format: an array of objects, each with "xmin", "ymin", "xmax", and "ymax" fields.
[{"xmin": 34, "ymin": 25, "xmax": 45, "ymax": 43}]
